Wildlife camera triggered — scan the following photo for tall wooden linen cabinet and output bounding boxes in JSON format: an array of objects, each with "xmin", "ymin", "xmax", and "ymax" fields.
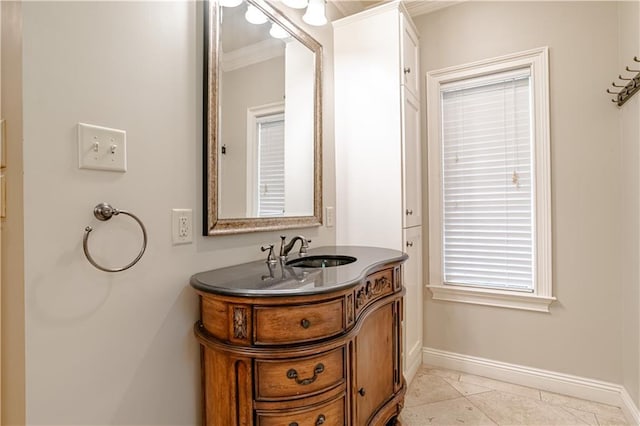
[{"xmin": 334, "ymin": 2, "xmax": 424, "ymax": 383}]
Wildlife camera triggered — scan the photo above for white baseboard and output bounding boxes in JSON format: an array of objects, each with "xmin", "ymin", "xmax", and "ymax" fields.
[
  {"xmin": 621, "ymin": 387, "xmax": 640, "ymax": 426},
  {"xmin": 405, "ymin": 352, "xmax": 422, "ymax": 386},
  {"xmin": 423, "ymin": 347, "xmax": 640, "ymax": 425}
]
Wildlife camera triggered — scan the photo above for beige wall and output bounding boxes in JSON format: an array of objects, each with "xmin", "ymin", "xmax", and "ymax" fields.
[
  {"xmin": 17, "ymin": 1, "xmax": 335, "ymax": 424},
  {"xmin": 415, "ymin": 2, "xmax": 624, "ymax": 383},
  {"xmin": 618, "ymin": 1, "xmax": 640, "ymax": 407},
  {"xmin": 1, "ymin": 1, "xmax": 25, "ymax": 424}
]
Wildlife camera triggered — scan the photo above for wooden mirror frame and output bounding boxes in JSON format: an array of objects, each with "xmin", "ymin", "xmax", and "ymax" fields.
[{"xmin": 203, "ymin": 0, "xmax": 323, "ymax": 235}]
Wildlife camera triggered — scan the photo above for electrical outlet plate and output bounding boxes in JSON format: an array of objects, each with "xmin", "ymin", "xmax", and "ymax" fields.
[
  {"xmin": 1, "ymin": 174, "xmax": 6, "ymax": 219},
  {"xmin": 1, "ymin": 119, "xmax": 6, "ymax": 169},
  {"xmin": 78, "ymin": 122, "xmax": 127, "ymax": 172},
  {"xmin": 172, "ymin": 209, "xmax": 193, "ymax": 244}
]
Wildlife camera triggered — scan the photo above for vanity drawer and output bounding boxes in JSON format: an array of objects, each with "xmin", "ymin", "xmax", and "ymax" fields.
[
  {"xmin": 254, "ymin": 299, "xmax": 344, "ymax": 345},
  {"xmin": 255, "ymin": 347, "xmax": 345, "ymax": 401},
  {"xmin": 355, "ymin": 268, "xmax": 395, "ymax": 316},
  {"xmin": 256, "ymin": 393, "xmax": 346, "ymax": 426}
]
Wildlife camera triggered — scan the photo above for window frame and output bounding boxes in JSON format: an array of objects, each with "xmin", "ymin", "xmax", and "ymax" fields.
[{"xmin": 426, "ymin": 47, "xmax": 554, "ymax": 312}]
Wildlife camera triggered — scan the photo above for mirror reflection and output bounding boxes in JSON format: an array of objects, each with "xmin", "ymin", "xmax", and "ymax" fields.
[{"xmin": 218, "ymin": 0, "xmax": 315, "ymax": 219}]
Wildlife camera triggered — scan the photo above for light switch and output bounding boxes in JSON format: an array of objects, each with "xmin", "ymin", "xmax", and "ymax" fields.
[
  {"xmin": 78, "ymin": 123, "xmax": 127, "ymax": 172},
  {"xmin": 325, "ymin": 206, "xmax": 335, "ymax": 227}
]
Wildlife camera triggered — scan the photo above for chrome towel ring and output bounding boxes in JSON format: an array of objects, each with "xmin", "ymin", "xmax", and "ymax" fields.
[{"xmin": 83, "ymin": 202, "xmax": 148, "ymax": 272}]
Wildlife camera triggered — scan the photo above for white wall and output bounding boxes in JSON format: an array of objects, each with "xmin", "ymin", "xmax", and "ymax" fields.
[
  {"xmin": 415, "ymin": 1, "xmax": 624, "ymax": 383},
  {"xmin": 16, "ymin": 1, "xmax": 335, "ymax": 424},
  {"xmin": 618, "ymin": 1, "xmax": 640, "ymax": 408},
  {"xmin": 284, "ymin": 41, "xmax": 315, "ymax": 217},
  {"xmin": 219, "ymin": 56, "xmax": 285, "ymax": 218}
]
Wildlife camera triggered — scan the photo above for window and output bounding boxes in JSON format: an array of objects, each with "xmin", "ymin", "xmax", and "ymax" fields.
[{"xmin": 426, "ymin": 47, "xmax": 554, "ymax": 312}]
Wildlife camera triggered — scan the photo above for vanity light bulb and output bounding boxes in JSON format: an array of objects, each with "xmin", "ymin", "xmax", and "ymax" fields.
[
  {"xmin": 245, "ymin": 5, "xmax": 268, "ymax": 25},
  {"xmin": 302, "ymin": 0, "xmax": 327, "ymax": 26},
  {"xmin": 219, "ymin": 0, "xmax": 243, "ymax": 7},
  {"xmin": 269, "ymin": 23, "xmax": 290, "ymax": 39},
  {"xmin": 282, "ymin": 0, "xmax": 308, "ymax": 9}
]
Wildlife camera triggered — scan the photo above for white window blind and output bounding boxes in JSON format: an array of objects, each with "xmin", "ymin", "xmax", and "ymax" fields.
[
  {"xmin": 257, "ymin": 115, "xmax": 285, "ymax": 217},
  {"xmin": 441, "ymin": 68, "xmax": 534, "ymax": 292}
]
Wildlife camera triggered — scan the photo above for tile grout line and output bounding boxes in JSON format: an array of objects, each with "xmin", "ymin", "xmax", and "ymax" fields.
[
  {"xmin": 464, "ymin": 392, "xmax": 500, "ymax": 426},
  {"xmin": 558, "ymin": 405, "xmax": 596, "ymax": 426}
]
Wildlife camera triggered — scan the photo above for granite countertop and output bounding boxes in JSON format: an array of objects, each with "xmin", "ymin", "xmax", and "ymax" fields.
[{"xmin": 190, "ymin": 246, "xmax": 408, "ymax": 297}]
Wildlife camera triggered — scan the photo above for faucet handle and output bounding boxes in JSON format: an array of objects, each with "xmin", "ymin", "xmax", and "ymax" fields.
[
  {"xmin": 261, "ymin": 244, "xmax": 277, "ymax": 264},
  {"xmin": 299, "ymin": 239, "xmax": 312, "ymax": 255}
]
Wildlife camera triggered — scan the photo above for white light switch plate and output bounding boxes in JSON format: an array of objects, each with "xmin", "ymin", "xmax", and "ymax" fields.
[
  {"xmin": 325, "ymin": 206, "xmax": 335, "ymax": 227},
  {"xmin": 78, "ymin": 123, "xmax": 127, "ymax": 172}
]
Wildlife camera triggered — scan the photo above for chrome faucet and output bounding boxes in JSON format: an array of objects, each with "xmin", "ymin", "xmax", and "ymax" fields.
[{"xmin": 279, "ymin": 235, "xmax": 311, "ymax": 260}]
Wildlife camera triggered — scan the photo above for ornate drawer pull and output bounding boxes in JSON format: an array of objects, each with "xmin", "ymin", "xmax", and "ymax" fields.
[
  {"xmin": 300, "ymin": 318, "xmax": 311, "ymax": 329},
  {"xmin": 289, "ymin": 415, "xmax": 324, "ymax": 426},
  {"xmin": 406, "ymin": 208, "xmax": 413, "ymax": 215},
  {"xmin": 406, "ymin": 241, "xmax": 414, "ymax": 248},
  {"xmin": 404, "ymin": 67, "xmax": 411, "ymax": 74},
  {"xmin": 358, "ymin": 387, "xmax": 366, "ymax": 396},
  {"xmin": 286, "ymin": 363, "xmax": 325, "ymax": 385}
]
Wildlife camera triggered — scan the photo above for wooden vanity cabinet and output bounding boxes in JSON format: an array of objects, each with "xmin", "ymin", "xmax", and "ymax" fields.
[
  {"xmin": 194, "ymin": 263, "xmax": 406, "ymax": 426},
  {"xmin": 353, "ymin": 299, "xmax": 403, "ymax": 425}
]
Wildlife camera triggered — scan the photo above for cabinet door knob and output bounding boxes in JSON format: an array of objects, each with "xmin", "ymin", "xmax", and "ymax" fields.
[
  {"xmin": 406, "ymin": 241, "xmax": 413, "ymax": 248},
  {"xmin": 405, "ymin": 209, "xmax": 413, "ymax": 216},
  {"xmin": 404, "ymin": 67, "xmax": 411, "ymax": 74},
  {"xmin": 316, "ymin": 414, "xmax": 326, "ymax": 425},
  {"xmin": 300, "ymin": 318, "xmax": 311, "ymax": 329},
  {"xmin": 358, "ymin": 387, "xmax": 366, "ymax": 396}
]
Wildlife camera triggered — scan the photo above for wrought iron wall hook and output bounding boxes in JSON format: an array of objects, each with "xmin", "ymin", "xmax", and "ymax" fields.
[
  {"xmin": 83, "ymin": 202, "xmax": 148, "ymax": 272},
  {"xmin": 609, "ymin": 57, "xmax": 640, "ymax": 107}
]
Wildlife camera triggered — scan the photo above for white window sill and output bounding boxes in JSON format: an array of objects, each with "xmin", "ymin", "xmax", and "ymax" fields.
[{"xmin": 426, "ymin": 284, "xmax": 555, "ymax": 313}]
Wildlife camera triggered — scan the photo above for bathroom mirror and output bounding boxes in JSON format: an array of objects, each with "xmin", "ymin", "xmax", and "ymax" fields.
[{"xmin": 204, "ymin": 0, "xmax": 323, "ymax": 235}]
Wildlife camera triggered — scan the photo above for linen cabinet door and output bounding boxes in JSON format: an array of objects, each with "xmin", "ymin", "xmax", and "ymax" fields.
[
  {"xmin": 353, "ymin": 302, "xmax": 398, "ymax": 425},
  {"xmin": 402, "ymin": 88, "xmax": 422, "ymax": 229},
  {"xmin": 402, "ymin": 226, "xmax": 423, "ymax": 382},
  {"xmin": 400, "ymin": 14, "xmax": 419, "ymax": 98}
]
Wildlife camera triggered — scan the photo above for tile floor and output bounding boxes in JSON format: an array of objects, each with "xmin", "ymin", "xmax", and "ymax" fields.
[{"xmin": 397, "ymin": 365, "xmax": 628, "ymax": 426}]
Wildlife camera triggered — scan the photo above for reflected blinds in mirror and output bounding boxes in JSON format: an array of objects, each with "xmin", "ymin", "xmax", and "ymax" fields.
[{"xmin": 257, "ymin": 116, "xmax": 285, "ymax": 217}]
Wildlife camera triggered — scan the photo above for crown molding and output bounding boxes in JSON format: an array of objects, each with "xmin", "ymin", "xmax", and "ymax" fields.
[
  {"xmin": 330, "ymin": 1, "xmax": 365, "ymax": 18},
  {"xmin": 221, "ymin": 38, "xmax": 285, "ymax": 73},
  {"xmin": 403, "ymin": 1, "xmax": 460, "ymax": 17}
]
